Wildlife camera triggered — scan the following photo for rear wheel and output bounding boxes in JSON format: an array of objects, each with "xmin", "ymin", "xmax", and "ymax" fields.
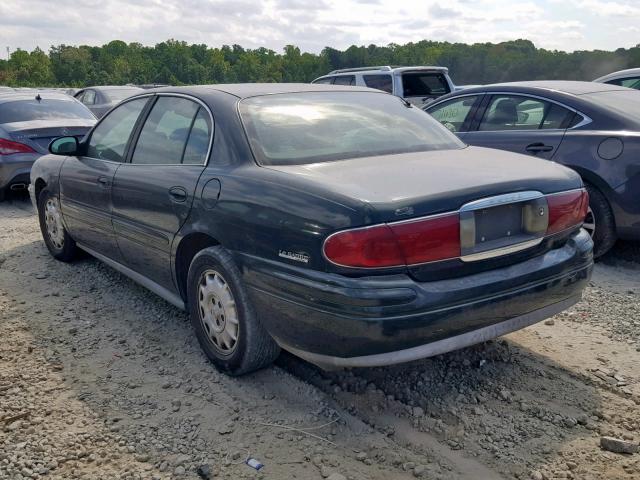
[
  {"xmin": 37, "ymin": 188, "xmax": 77, "ymax": 262},
  {"xmin": 187, "ymin": 246, "xmax": 280, "ymax": 376},
  {"xmin": 584, "ymin": 183, "xmax": 616, "ymax": 258}
]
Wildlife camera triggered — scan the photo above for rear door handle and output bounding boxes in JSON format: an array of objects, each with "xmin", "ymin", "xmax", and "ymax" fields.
[
  {"xmin": 97, "ymin": 176, "xmax": 110, "ymax": 187},
  {"xmin": 168, "ymin": 186, "xmax": 188, "ymax": 203},
  {"xmin": 525, "ymin": 142, "xmax": 554, "ymax": 153}
]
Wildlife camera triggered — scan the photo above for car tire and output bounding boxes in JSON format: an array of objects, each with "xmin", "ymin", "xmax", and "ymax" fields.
[
  {"xmin": 0, "ymin": 187, "xmax": 5, "ymax": 202},
  {"xmin": 584, "ymin": 183, "xmax": 616, "ymax": 259},
  {"xmin": 37, "ymin": 188, "xmax": 77, "ymax": 262},
  {"xmin": 187, "ymin": 246, "xmax": 280, "ymax": 376}
]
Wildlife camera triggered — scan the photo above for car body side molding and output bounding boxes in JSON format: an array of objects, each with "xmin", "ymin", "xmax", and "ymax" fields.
[{"xmin": 78, "ymin": 243, "xmax": 186, "ymax": 310}]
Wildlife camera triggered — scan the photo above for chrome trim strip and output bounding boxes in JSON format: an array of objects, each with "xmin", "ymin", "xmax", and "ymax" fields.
[
  {"xmin": 279, "ymin": 296, "xmax": 581, "ymax": 369},
  {"xmin": 459, "ymin": 190, "xmax": 543, "ymax": 211},
  {"xmin": 460, "ymin": 237, "xmax": 544, "ymax": 262},
  {"xmin": 77, "ymin": 243, "xmax": 186, "ymax": 310}
]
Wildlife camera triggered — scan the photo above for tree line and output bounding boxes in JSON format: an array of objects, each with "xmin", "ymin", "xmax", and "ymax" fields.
[{"xmin": 1, "ymin": 39, "xmax": 639, "ymax": 88}]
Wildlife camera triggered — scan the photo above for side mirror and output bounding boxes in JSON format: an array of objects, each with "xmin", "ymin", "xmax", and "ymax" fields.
[{"xmin": 49, "ymin": 136, "xmax": 79, "ymax": 156}]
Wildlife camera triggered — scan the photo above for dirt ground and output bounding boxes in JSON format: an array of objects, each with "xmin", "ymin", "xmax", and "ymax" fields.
[{"xmin": 1, "ymin": 192, "xmax": 639, "ymax": 480}]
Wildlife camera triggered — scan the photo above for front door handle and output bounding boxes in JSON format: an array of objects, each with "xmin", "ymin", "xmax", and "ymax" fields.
[
  {"xmin": 525, "ymin": 142, "xmax": 554, "ymax": 153},
  {"xmin": 168, "ymin": 186, "xmax": 188, "ymax": 203}
]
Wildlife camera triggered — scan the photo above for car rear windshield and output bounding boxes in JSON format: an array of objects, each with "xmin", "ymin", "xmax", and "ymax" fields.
[
  {"xmin": 103, "ymin": 88, "xmax": 141, "ymax": 102},
  {"xmin": 583, "ymin": 90, "xmax": 640, "ymax": 124},
  {"xmin": 0, "ymin": 99, "xmax": 95, "ymax": 123},
  {"xmin": 239, "ymin": 92, "xmax": 464, "ymax": 165},
  {"xmin": 402, "ymin": 72, "xmax": 450, "ymax": 97}
]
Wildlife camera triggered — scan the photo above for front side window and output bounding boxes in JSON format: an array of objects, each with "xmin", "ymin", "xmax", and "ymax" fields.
[
  {"xmin": 427, "ymin": 96, "xmax": 480, "ymax": 132},
  {"xmin": 313, "ymin": 77, "xmax": 333, "ymax": 85},
  {"xmin": 332, "ymin": 75, "xmax": 355, "ymax": 86},
  {"xmin": 402, "ymin": 73, "xmax": 450, "ymax": 97},
  {"xmin": 86, "ymin": 98, "xmax": 148, "ymax": 162},
  {"xmin": 363, "ymin": 74, "xmax": 393, "ymax": 93},
  {"xmin": 131, "ymin": 96, "xmax": 200, "ymax": 165},
  {"xmin": 239, "ymin": 91, "xmax": 464, "ymax": 166},
  {"xmin": 479, "ymin": 95, "xmax": 572, "ymax": 131}
]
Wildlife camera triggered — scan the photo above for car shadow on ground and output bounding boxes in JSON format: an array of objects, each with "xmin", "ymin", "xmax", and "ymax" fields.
[{"xmin": 0, "ymin": 235, "xmax": 620, "ymax": 480}]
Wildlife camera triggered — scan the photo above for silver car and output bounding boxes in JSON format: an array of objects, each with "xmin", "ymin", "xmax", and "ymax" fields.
[
  {"xmin": 594, "ymin": 68, "xmax": 640, "ymax": 90},
  {"xmin": 0, "ymin": 91, "xmax": 95, "ymax": 200},
  {"xmin": 74, "ymin": 86, "xmax": 143, "ymax": 118}
]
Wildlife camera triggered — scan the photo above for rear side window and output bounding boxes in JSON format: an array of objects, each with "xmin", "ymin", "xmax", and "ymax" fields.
[
  {"xmin": 86, "ymin": 98, "xmax": 148, "ymax": 162},
  {"xmin": 131, "ymin": 97, "xmax": 200, "ymax": 165},
  {"xmin": 182, "ymin": 108, "xmax": 212, "ymax": 165},
  {"xmin": 427, "ymin": 96, "xmax": 480, "ymax": 132},
  {"xmin": 83, "ymin": 90, "xmax": 96, "ymax": 105},
  {"xmin": 0, "ymin": 99, "xmax": 95, "ymax": 124},
  {"xmin": 332, "ymin": 75, "xmax": 356, "ymax": 86},
  {"xmin": 402, "ymin": 73, "xmax": 450, "ymax": 97},
  {"xmin": 479, "ymin": 95, "xmax": 573, "ymax": 131},
  {"xmin": 363, "ymin": 75, "xmax": 393, "ymax": 93}
]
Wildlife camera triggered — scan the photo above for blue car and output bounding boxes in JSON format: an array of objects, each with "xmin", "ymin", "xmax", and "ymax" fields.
[{"xmin": 425, "ymin": 81, "xmax": 640, "ymax": 257}]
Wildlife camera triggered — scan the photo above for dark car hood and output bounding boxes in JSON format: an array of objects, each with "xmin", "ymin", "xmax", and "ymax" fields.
[{"xmin": 267, "ymin": 146, "xmax": 582, "ymax": 222}]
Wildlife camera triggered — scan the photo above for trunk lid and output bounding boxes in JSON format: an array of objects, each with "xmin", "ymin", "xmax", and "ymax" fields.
[
  {"xmin": 268, "ymin": 146, "xmax": 582, "ymax": 224},
  {"xmin": 3, "ymin": 119, "xmax": 94, "ymax": 154}
]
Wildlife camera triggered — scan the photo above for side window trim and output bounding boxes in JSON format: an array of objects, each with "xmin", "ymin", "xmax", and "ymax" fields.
[
  {"xmin": 461, "ymin": 94, "xmax": 484, "ymax": 132},
  {"xmin": 179, "ymin": 106, "xmax": 201, "ymax": 164},
  {"xmin": 82, "ymin": 95, "xmax": 153, "ymax": 163},
  {"xmin": 124, "ymin": 93, "xmax": 215, "ymax": 166}
]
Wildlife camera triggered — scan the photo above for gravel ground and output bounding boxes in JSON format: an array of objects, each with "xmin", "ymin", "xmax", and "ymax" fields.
[{"xmin": 1, "ymin": 192, "xmax": 639, "ymax": 480}]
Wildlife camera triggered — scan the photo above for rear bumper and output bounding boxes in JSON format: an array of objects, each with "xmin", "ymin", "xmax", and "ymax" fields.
[
  {"xmin": 239, "ymin": 228, "xmax": 593, "ymax": 368},
  {"xmin": 0, "ymin": 154, "xmax": 37, "ymax": 190}
]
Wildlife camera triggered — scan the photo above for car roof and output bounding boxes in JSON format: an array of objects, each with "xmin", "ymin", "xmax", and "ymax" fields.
[
  {"xmin": 81, "ymin": 85, "xmax": 144, "ymax": 91},
  {"xmin": 326, "ymin": 65, "xmax": 448, "ymax": 75},
  {"xmin": 593, "ymin": 68, "xmax": 640, "ymax": 82},
  {"xmin": 446, "ymin": 80, "xmax": 629, "ymax": 96},
  {"xmin": 145, "ymin": 83, "xmax": 379, "ymax": 99}
]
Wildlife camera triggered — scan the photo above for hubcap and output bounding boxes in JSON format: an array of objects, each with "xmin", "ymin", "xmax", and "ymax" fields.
[
  {"xmin": 583, "ymin": 206, "xmax": 596, "ymax": 238},
  {"xmin": 197, "ymin": 269, "xmax": 239, "ymax": 355},
  {"xmin": 44, "ymin": 198, "xmax": 65, "ymax": 249}
]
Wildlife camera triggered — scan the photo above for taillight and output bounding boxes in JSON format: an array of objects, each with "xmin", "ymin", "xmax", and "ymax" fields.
[
  {"xmin": 0, "ymin": 138, "xmax": 36, "ymax": 155},
  {"xmin": 547, "ymin": 189, "xmax": 589, "ymax": 235},
  {"xmin": 323, "ymin": 213, "xmax": 460, "ymax": 268}
]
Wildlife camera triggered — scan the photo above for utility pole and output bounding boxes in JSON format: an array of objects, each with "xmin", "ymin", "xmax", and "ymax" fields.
[{"xmin": 6, "ymin": 47, "xmax": 9, "ymax": 60}]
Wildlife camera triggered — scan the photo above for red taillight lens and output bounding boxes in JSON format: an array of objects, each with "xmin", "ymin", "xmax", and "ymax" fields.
[
  {"xmin": 389, "ymin": 214, "xmax": 460, "ymax": 265},
  {"xmin": 0, "ymin": 138, "xmax": 36, "ymax": 155},
  {"xmin": 547, "ymin": 189, "xmax": 589, "ymax": 235},
  {"xmin": 323, "ymin": 213, "xmax": 460, "ymax": 268}
]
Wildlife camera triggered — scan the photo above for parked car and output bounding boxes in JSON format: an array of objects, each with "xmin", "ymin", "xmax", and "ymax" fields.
[
  {"xmin": 594, "ymin": 68, "xmax": 640, "ymax": 90},
  {"xmin": 30, "ymin": 84, "xmax": 592, "ymax": 375},
  {"xmin": 312, "ymin": 66, "xmax": 457, "ymax": 107},
  {"xmin": 74, "ymin": 86, "xmax": 143, "ymax": 118},
  {"xmin": 0, "ymin": 91, "xmax": 95, "ymax": 201},
  {"xmin": 424, "ymin": 81, "xmax": 640, "ymax": 257}
]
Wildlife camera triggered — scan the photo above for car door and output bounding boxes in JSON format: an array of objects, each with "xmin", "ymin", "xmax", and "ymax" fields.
[
  {"xmin": 111, "ymin": 95, "xmax": 212, "ymax": 289},
  {"xmin": 59, "ymin": 96, "xmax": 150, "ymax": 259},
  {"xmin": 425, "ymin": 94, "xmax": 484, "ymax": 141},
  {"xmin": 463, "ymin": 94, "xmax": 574, "ymax": 160}
]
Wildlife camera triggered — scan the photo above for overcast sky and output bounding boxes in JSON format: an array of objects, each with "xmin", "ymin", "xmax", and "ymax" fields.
[{"xmin": 1, "ymin": 0, "xmax": 639, "ymax": 58}]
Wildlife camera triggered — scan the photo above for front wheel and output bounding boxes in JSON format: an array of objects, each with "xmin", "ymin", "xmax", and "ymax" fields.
[
  {"xmin": 584, "ymin": 183, "xmax": 616, "ymax": 258},
  {"xmin": 37, "ymin": 188, "xmax": 77, "ymax": 262},
  {"xmin": 187, "ymin": 246, "xmax": 280, "ymax": 376}
]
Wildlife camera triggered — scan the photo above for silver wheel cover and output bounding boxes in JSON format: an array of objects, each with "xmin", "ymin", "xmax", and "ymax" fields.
[
  {"xmin": 198, "ymin": 269, "xmax": 239, "ymax": 355},
  {"xmin": 44, "ymin": 197, "xmax": 65, "ymax": 249},
  {"xmin": 583, "ymin": 206, "xmax": 595, "ymax": 238}
]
